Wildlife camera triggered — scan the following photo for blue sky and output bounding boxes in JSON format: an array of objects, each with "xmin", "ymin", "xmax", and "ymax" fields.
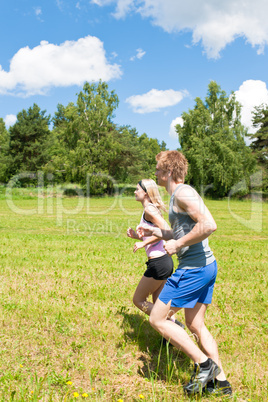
[{"xmin": 1, "ymin": 0, "xmax": 268, "ymax": 149}]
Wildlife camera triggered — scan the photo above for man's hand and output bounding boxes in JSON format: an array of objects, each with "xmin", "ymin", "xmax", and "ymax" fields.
[{"xmin": 164, "ymin": 239, "xmax": 180, "ymax": 256}]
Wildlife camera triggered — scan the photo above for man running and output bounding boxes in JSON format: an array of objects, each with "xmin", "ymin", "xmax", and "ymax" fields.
[{"xmin": 137, "ymin": 150, "xmax": 232, "ymax": 397}]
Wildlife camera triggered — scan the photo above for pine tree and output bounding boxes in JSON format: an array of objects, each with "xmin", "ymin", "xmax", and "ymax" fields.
[{"xmin": 7, "ymin": 104, "xmax": 51, "ymax": 180}]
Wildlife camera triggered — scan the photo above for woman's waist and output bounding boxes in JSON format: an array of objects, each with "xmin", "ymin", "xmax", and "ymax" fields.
[{"xmin": 148, "ymin": 253, "xmax": 169, "ymax": 260}]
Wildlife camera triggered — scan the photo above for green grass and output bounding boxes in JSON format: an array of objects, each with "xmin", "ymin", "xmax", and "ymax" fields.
[{"xmin": 0, "ymin": 192, "xmax": 267, "ymax": 401}]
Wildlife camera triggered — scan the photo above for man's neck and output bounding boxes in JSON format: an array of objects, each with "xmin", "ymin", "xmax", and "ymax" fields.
[{"xmin": 165, "ymin": 180, "xmax": 183, "ymax": 195}]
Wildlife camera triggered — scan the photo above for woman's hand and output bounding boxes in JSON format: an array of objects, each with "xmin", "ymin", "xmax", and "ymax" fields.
[
  {"xmin": 127, "ymin": 227, "xmax": 139, "ymax": 239},
  {"xmin": 136, "ymin": 225, "xmax": 162, "ymax": 239},
  {"xmin": 133, "ymin": 242, "xmax": 145, "ymax": 253}
]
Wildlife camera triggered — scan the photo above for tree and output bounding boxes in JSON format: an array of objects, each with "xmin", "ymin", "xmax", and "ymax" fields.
[
  {"xmin": 248, "ymin": 104, "xmax": 268, "ymax": 191},
  {"xmin": 47, "ymin": 81, "xmax": 119, "ymax": 185},
  {"xmin": 176, "ymin": 81, "xmax": 256, "ymax": 197},
  {"xmin": 106, "ymin": 126, "xmax": 144, "ymax": 183},
  {"xmin": 47, "ymin": 81, "xmax": 166, "ymax": 191},
  {"xmin": 138, "ymin": 133, "xmax": 167, "ymax": 179},
  {"xmin": 7, "ymin": 104, "xmax": 51, "ymax": 181},
  {"xmin": 76, "ymin": 80, "xmax": 119, "ymax": 145},
  {"xmin": 0, "ymin": 118, "xmax": 10, "ymax": 182}
]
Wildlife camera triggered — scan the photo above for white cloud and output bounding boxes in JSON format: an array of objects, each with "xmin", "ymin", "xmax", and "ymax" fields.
[
  {"xmin": 169, "ymin": 116, "xmax": 183, "ymax": 139},
  {"xmin": 130, "ymin": 48, "xmax": 146, "ymax": 61},
  {"xmin": 0, "ymin": 36, "xmax": 122, "ymax": 97},
  {"xmin": 112, "ymin": 0, "xmax": 134, "ymax": 18},
  {"xmin": 34, "ymin": 7, "xmax": 42, "ymax": 17},
  {"xmin": 235, "ymin": 80, "xmax": 268, "ymax": 133},
  {"xmin": 91, "ymin": 0, "xmax": 112, "ymax": 6},
  {"xmin": 4, "ymin": 114, "xmax": 17, "ymax": 128},
  {"xmin": 91, "ymin": 0, "xmax": 134, "ymax": 18},
  {"xmin": 56, "ymin": 0, "xmax": 64, "ymax": 11},
  {"xmin": 126, "ymin": 88, "xmax": 188, "ymax": 113},
  {"xmin": 34, "ymin": 6, "xmax": 43, "ymax": 22},
  {"xmin": 92, "ymin": 0, "xmax": 268, "ymax": 58}
]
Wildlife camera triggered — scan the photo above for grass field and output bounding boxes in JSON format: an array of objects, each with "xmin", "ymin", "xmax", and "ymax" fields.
[{"xmin": 0, "ymin": 190, "xmax": 267, "ymax": 401}]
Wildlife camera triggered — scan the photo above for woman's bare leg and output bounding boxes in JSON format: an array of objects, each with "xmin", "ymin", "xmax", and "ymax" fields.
[{"xmin": 133, "ymin": 276, "xmax": 165, "ymax": 316}]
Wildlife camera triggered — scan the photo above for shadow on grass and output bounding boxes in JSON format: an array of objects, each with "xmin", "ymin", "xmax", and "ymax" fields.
[{"xmin": 117, "ymin": 306, "xmax": 190, "ymax": 384}]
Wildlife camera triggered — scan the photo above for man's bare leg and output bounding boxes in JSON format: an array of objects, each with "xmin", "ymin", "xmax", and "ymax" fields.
[
  {"xmin": 184, "ymin": 302, "xmax": 226, "ymax": 380},
  {"xmin": 149, "ymin": 298, "xmax": 208, "ymax": 363}
]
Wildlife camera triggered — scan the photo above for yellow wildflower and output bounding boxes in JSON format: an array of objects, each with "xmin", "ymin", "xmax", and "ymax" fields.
[
  {"xmin": 19, "ymin": 364, "xmax": 23, "ymax": 368},
  {"xmin": 73, "ymin": 392, "xmax": 79, "ymax": 398},
  {"xmin": 66, "ymin": 381, "xmax": 73, "ymax": 385},
  {"xmin": 82, "ymin": 393, "xmax": 89, "ymax": 398},
  {"xmin": 117, "ymin": 399, "xmax": 124, "ymax": 402},
  {"xmin": 139, "ymin": 395, "xmax": 145, "ymax": 399}
]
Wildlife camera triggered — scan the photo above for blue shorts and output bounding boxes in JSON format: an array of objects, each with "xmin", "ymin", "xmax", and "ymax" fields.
[{"xmin": 159, "ymin": 260, "xmax": 217, "ymax": 308}]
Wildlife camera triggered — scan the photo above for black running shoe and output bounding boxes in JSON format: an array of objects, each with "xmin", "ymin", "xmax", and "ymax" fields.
[
  {"xmin": 183, "ymin": 358, "xmax": 221, "ymax": 395},
  {"xmin": 204, "ymin": 379, "xmax": 232, "ymax": 397}
]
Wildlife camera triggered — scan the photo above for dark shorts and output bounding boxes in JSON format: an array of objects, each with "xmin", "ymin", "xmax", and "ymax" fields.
[
  {"xmin": 159, "ymin": 260, "xmax": 217, "ymax": 308},
  {"xmin": 144, "ymin": 254, "xmax": 174, "ymax": 280}
]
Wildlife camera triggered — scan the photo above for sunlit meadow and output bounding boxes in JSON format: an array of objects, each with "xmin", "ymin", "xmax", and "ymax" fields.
[{"xmin": 0, "ymin": 187, "xmax": 267, "ymax": 401}]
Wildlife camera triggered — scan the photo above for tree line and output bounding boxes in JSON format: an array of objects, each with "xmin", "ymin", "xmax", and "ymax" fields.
[{"xmin": 0, "ymin": 80, "xmax": 267, "ymax": 197}]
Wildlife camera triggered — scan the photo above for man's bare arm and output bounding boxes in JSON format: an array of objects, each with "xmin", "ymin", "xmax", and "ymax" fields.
[{"xmin": 164, "ymin": 185, "xmax": 216, "ymax": 255}]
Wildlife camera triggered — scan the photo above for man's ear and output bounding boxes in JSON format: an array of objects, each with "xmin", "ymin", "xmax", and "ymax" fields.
[{"xmin": 168, "ymin": 170, "xmax": 172, "ymax": 177}]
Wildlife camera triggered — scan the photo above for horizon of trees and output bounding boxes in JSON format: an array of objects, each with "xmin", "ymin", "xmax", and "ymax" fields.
[{"xmin": 0, "ymin": 80, "xmax": 267, "ymax": 197}]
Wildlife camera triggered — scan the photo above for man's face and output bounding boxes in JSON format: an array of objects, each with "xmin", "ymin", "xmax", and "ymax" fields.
[{"xmin": 155, "ymin": 162, "xmax": 167, "ymax": 186}]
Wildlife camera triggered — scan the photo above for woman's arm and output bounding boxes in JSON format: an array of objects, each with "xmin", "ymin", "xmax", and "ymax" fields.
[
  {"xmin": 136, "ymin": 206, "xmax": 173, "ymax": 240},
  {"xmin": 127, "ymin": 223, "xmax": 165, "ymax": 253},
  {"xmin": 133, "ymin": 234, "xmax": 163, "ymax": 253},
  {"xmin": 132, "ymin": 205, "xmax": 173, "ymax": 253}
]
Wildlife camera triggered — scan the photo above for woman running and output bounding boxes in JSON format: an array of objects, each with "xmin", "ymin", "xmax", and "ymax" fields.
[{"xmin": 127, "ymin": 179, "xmax": 183, "ymax": 327}]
